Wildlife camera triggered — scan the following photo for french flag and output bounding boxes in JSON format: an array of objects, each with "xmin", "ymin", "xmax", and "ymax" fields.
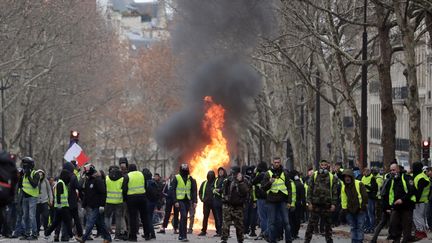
[{"xmin": 64, "ymin": 142, "xmax": 89, "ymax": 167}]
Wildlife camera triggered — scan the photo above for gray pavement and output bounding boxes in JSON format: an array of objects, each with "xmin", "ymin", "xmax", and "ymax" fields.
[{"xmin": 4, "ymin": 225, "xmax": 432, "ymax": 243}]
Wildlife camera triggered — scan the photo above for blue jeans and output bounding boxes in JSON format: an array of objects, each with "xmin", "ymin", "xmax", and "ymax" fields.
[
  {"xmin": 267, "ymin": 202, "xmax": 291, "ymax": 243},
  {"xmin": 346, "ymin": 211, "xmax": 366, "ymax": 243},
  {"xmin": 257, "ymin": 199, "xmax": 268, "ymax": 235},
  {"xmin": 365, "ymin": 199, "xmax": 375, "ymax": 230},
  {"xmin": 22, "ymin": 196, "xmax": 38, "ymax": 236},
  {"xmin": 82, "ymin": 207, "xmax": 111, "ymax": 241}
]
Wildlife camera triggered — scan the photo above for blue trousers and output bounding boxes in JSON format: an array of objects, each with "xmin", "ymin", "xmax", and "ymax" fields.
[
  {"xmin": 267, "ymin": 202, "xmax": 291, "ymax": 243},
  {"xmin": 257, "ymin": 199, "xmax": 268, "ymax": 236},
  {"xmin": 365, "ymin": 199, "xmax": 375, "ymax": 230},
  {"xmin": 22, "ymin": 197, "xmax": 38, "ymax": 236},
  {"xmin": 82, "ymin": 207, "xmax": 111, "ymax": 242},
  {"xmin": 346, "ymin": 211, "xmax": 366, "ymax": 243}
]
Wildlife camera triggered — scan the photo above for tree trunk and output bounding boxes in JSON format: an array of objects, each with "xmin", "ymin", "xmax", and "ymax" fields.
[
  {"xmin": 426, "ymin": 12, "xmax": 432, "ymax": 49},
  {"xmin": 393, "ymin": 0, "xmax": 422, "ymax": 164},
  {"xmin": 375, "ymin": 4, "xmax": 396, "ymax": 171}
]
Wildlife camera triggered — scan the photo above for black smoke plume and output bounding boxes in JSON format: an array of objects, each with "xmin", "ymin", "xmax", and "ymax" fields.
[{"xmin": 156, "ymin": 0, "xmax": 276, "ymax": 161}]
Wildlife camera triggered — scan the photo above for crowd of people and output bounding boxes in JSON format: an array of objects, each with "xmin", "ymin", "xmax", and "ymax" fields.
[{"xmin": 0, "ymin": 155, "xmax": 431, "ymax": 243}]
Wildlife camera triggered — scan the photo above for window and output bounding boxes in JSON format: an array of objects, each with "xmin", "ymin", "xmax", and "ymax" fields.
[{"xmin": 141, "ymin": 14, "xmax": 151, "ymax": 22}]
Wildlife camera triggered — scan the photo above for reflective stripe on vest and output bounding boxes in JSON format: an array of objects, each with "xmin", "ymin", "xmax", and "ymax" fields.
[
  {"xmin": 340, "ymin": 180, "xmax": 362, "ymax": 209},
  {"xmin": 389, "ymin": 175, "xmax": 416, "ymax": 205},
  {"xmin": 22, "ymin": 170, "xmax": 39, "ymax": 197},
  {"xmin": 106, "ymin": 176, "xmax": 124, "ymax": 204},
  {"xmin": 201, "ymin": 180, "xmax": 208, "ymax": 199},
  {"xmin": 267, "ymin": 171, "xmax": 288, "ymax": 195},
  {"xmin": 290, "ymin": 181, "xmax": 296, "ymax": 207},
  {"xmin": 213, "ymin": 178, "xmax": 220, "ymax": 196},
  {"xmin": 127, "ymin": 171, "xmax": 145, "ymax": 195},
  {"xmin": 414, "ymin": 172, "xmax": 431, "ymax": 203},
  {"xmin": 361, "ymin": 174, "xmax": 373, "ymax": 192},
  {"xmin": 175, "ymin": 174, "xmax": 191, "ymax": 200},
  {"xmin": 54, "ymin": 180, "xmax": 69, "ymax": 208}
]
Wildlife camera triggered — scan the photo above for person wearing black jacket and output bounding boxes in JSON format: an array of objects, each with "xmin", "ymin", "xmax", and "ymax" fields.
[
  {"xmin": 370, "ymin": 172, "xmax": 392, "ymax": 243},
  {"xmin": 212, "ymin": 167, "xmax": 226, "ymax": 237},
  {"xmin": 171, "ymin": 164, "xmax": 197, "ymax": 242},
  {"xmin": 220, "ymin": 166, "xmax": 249, "ymax": 243},
  {"xmin": 143, "ymin": 168, "xmax": 157, "ymax": 239},
  {"xmin": 44, "ymin": 170, "xmax": 78, "ymax": 242},
  {"xmin": 385, "ymin": 163, "xmax": 416, "ymax": 243},
  {"xmin": 158, "ymin": 174, "xmax": 179, "ymax": 234},
  {"xmin": 361, "ymin": 168, "xmax": 378, "ymax": 233},
  {"xmin": 198, "ymin": 171, "xmax": 215, "ymax": 236},
  {"xmin": 251, "ymin": 162, "xmax": 268, "ymax": 240},
  {"xmin": 261, "ymin": 157, "xmax": 293, "ymax": 243},
  {"xmin": 412, "ymin": 162, "xmax": 430, "ymax": 239},
  {"xmin": 21, "ymin": 157, "xmax": 40, "ymax": 240},
  {"xmin": 81, "ymin": 164, "xmax": 111, "ymax": 243},
  {"xmin": 122, "ymin": 164, "xmax": 150, "ymax": 241},
  {"xmin": 57, "ymin": 162, "xmax": 83, "ymax": 241},
  {"xmin": 288, "ymin": 170, "xmax": 304, "ymax": 240}
]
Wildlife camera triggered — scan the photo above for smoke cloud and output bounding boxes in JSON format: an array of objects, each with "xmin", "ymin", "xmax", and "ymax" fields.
[{"xmin": 156, "ymin": 0, "xmax": 276, "ymax": 161}]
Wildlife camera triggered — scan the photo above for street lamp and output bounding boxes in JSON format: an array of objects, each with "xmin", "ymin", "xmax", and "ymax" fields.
[
  {"xmin": 361, "ymin": 0, "xmax": 368, "ymax": 169},
  {"xmin": 0, "ymin": 73, "xmax": 17, "ymax": 150}
]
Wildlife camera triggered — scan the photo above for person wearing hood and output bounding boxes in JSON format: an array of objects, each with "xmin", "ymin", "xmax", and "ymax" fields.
[
  {"xmin": 143, "ymin": 168, "xmax": 157, "ymax": 239},
  {"xmin": 251, "ymin": 161, "xmax": 268, "ymax": 240},
  {"xmin": 288, "ymin": 170, "xmax": 305, "ymax": 240},
  {"xmin": 171, "ymin": 163, "xmax": 197, "ymax": 242},
  {"xmin": 122, "ymin": 164, "xmax": 150, "ymax": 241},
  {"xmin": 220, "ymin": 165, "xmax": 249, "ymax": 243},
  {"xmin": 35, "ymin": 169, "xmax": 53, "ymax": 235},
  {"xmin": 412, "ymin": 161, "xmax": 430, "ymax": 240},
  {"xmin": 360, "ymin": 168, "xmax": 378, "ymax": 233},
  {"xmin": 57, "ymin": 161, "xmax": 83, "ymax": 241},
  {"xmin": 158, "ymin": 174, "xmax": 179, "ymax": 234},
  {"xmin": 340, "ymin": 169, "xmax": 368, "ymax": 243},
  {"xmin": 104, "ymin": 165, "xmax": 126, "ymax": 241},
  {"xmin": 212, "ymin": 166, "xmax": 226, "ymax": 237},
  {"xmin": 261, "ymin": 157, "xmax": 293, "ymax": 243},
  {"xmin": 384, "ymin": 163, "xmax": 416, "ymax": 243},
  {"xmin": 20, "ymin": 157, "xmax": 40, "ymax": 240},
  {"xmin": 242, "ymin": 166, "xmax": 257, "ymax": 237},
  {"xmin": 198, "ymin": 170, "xmax": 216, "ymax": 236},
  {"xmin": 44, "ymin": 170, "xmax": 80, "ymax": 242}
]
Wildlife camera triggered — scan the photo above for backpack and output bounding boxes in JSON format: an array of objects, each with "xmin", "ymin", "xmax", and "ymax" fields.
[{"xmin": 0, "ymin": 151, "xmax": 17, "ymax": 207}]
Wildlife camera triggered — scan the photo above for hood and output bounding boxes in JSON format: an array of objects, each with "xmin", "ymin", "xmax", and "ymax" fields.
[
  {"xmin": 59, "ymin": 169, "xmax": 71, "ymax": 185},
  {"xmin": 142, "ymin": 168, "xmax": 152, "ymax": 180},
  {"xmin": 63, "ymin": 162, "xmax": 75, "ymax": 174},
  {"xmin": 108, "ymin": 166, "xmax": 122, "ymax": 181},
  {"xmin": 207, "ymin": 170, "xmax": 215, "ymax": 182},
  {"xmin": 217, "ymin": 167, "xmax": 227, "ymax": 177},
  {"xmin": 341, "ymin": 168, "xmax": 355, "ymax": 180},
  {"xmin": 412, "ymin": 161, "xmax": 423, "ymax": 176},
  {"xmin": 257, "ymin": 162, "xmax": 268, "ymax": 172},
  {"xmin": 35, "ymin": 169, "xmax": 46, "ymax": 179},
  {"xmin": 231, "ymin": 166, "xmax": 240, "ymax": 176}
]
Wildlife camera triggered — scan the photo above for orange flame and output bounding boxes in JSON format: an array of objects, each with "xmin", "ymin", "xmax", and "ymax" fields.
[{"xmin": 189, "ymin": 96, "xmax": 230, "ymax": 230}]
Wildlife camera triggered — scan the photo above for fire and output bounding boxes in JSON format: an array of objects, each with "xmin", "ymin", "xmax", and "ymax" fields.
[{"xmin": 189, "ymin": 96, "xmax": 230, "ymax": 230}]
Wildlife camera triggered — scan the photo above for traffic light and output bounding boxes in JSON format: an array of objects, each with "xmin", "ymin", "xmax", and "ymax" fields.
[
  {"xmin": 422, "ymin": 140, "xmax": 430, "ymax": 160},
  {"xmin": 70, "ymin": 130, "xmax": 79, "ymax": 143}
]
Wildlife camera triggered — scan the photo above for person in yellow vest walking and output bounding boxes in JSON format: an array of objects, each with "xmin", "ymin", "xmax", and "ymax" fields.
[
  {"xmin": 360, "ymin": 168, "xmax": 378, "ymax": 233},
  {"xmin": 21, "ymin": 157, "xmax": 40, "ymax": 240},
  {"xmin": 44, "ymin": 170, "xmax": 79, "ymax": 241},
  {"xmin": 122, "ymin": 164, "xmax": 150, "ymax": 241},
  {"xmin": 383, "ymin": 163, "xmax": 416, "ymax": 242},
  {"xmin": 340, "ymin": 169, "xmax": 368, "ymax": 243},
  {"xmin": 104, "ymin": 165, "xmax": 126, "ymax": 241},
  {"xmin": 412, "ymin": 162, "xmax": 430, "ymax": 240},
  {"xmin": 197, "ymin": 170, "xmax": 216, "ymax": 236},
  {"xmin": 171, "ymin": 164, "xmax": 197, "ymax": 242},
  {"xmin": 261, "ymin": 157, "xmax": 293, "ymax": 243}
]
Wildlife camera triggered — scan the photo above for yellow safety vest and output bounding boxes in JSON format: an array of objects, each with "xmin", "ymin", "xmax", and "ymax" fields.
[
  {"xmin": 361, "ymin": 174, "xmax": 373, "ymax": 192},
  {"xmin": 54, "ymin": 179, "xmax": 69, "ymax": 208},
  {"xmin": 175, "ymin": 174, "xmax": 191, "ymax": 200},
  {"xmin": 340, "ymin": 180, "xmax": 362, "ymax": 209},
  {"xmin": 414, "ymin": 172, "xmax": 431, "ymax": 203},
  {"xmin": 127, "ymin": 171, "xmax": 145, "ymax": 195},
  {"xmin": 213, "ymin": 178, "xmax": 221, "ymax": 196},
  {"xmin": 267, "ymin": 171, "xmax": 288, "ymax": 195},
  {"xmin": 389, "ymin": 175, "xmax": 416, "ymax": 205},
  {"xmin": 106, "ymin": 176, "xmax": 124, "ymax": 204},
  {"xmin": 22, "ymin": 170, "xmax": 39, "ymax": 197},
  {"xmin": 290, "ymin": 181, "xmax": 296, "ymax": 207},
  {"xmin": 375, "ymin": 175, "xmax": 384, "ymax": 199}
]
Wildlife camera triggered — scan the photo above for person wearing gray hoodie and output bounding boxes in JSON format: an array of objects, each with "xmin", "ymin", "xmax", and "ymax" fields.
[{"xmin": 35, "ymin": 169, "xmax": 53, "ymax": 235}]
